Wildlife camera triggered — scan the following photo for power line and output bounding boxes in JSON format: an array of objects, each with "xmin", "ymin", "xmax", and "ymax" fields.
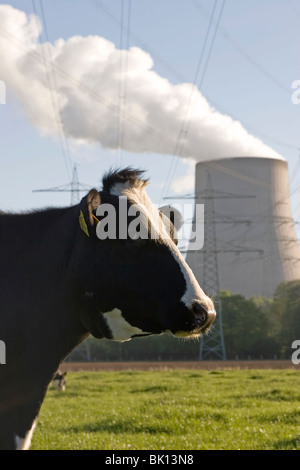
[
  {"xmin": 175, "ymin": 0, "xmax": 219, "ymax": 154},
  {"xmin": 205, "ymin": 94, "xmax": 300, "ymax": 153},
  {"xmin": 32, "ymin": 0, "xmax": 73, "ymax": 179},
  {"xmin": 89, "ymin": 0, "xmax": 186, "ymax": 83},
  {"xmin": 117, "ymin": 0, "xmax": 131, "ymax": 166},
  {"xmin": 39, "ymin": 0, "xmax": 73, "ymax": 178},
  {"xmin": 198, "ymin": 0, "xmax": 226, "ymax": 91},
  {"xmin": 34, "ymin": 2, "xmax": 299, "ymax": 161},
  {"xmin": 288, "ymin": 0, "xmax": 300, "ymax": 18},
  {"xmin": 0, "ymin": 24, "xmax": 192, "ymax": 160},
  {"xmin": 163, "ymin": 0, "xmax": 219, "ymax": 201},
  {"xmin": 91, "ymin": 0, "xmax": 299, "ymax": 156},
  {"xmin": 1, "ymin": 4, "xmax": 298, "ymax": 196},
  {"xmin": 191, "ymin": 0, "xmax": 292, "ymax": 95},
  {"xmin": 160, "ymin": 0, "xmax": 226, "ymax": 203},
  {"xmin": 160, "ymin": 0, "xmax": 299, "ymax": 206},
  {"xmin": 116, "ymin": 0, "xmax": 125, "ymax": 164}
]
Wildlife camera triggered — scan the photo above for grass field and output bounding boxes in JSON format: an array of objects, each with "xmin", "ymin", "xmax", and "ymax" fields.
[{"xmin": 31, "ymin": 369, "xmax": 300, "ymax": 450}]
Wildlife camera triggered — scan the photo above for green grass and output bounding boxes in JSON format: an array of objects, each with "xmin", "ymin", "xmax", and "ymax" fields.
[{"xmin": 30, "ymin": 369, "xmax": 300, "ymax": 450}]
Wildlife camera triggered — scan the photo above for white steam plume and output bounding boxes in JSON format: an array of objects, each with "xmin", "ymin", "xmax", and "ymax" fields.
[{"xmin": 0, "ymin": 5, "xmax": 283, "ymax": 162}]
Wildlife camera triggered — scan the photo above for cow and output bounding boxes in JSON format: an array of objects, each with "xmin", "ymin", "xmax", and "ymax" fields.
[
  {"xmin": 52, "ymin": 371, "xmax": 67, "ymax": 392},
  {"xmin": 0, "ymin": 168, "xmax": 215, "ymax": 450}
]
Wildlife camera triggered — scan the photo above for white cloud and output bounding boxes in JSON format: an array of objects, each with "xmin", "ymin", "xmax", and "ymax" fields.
[{"xmin": 0, "ymin": 5, "xmax": 284, "ymax": 163}]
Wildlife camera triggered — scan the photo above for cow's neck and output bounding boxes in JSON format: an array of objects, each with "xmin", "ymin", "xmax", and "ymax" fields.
[{"xmin": 0, "ymin": 206, "xmax": 88, "ymax": 378}]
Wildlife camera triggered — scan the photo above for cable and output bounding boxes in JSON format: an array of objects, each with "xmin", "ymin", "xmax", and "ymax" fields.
[
  {"xmin": 91, "ymin": 0, "xmax": 298, "ymax": 158},
  {"xmin": 159, "ymin": 0, "xmax": 218, "ymax": 203},
  {"xmin": 191, "ymin": 0, "xmax": 292, "ymax": 95},
  {"xmin": 117, "ymin": 0, "xmax": 131, "ymax": 166},
  {"xmin": 1, "ymin": 5, "xmax": 298, "ymax": 209},
  {"xmin": 90, "ymin": 0, "xmax": 186, "ymax": 83},
  {"xmin": 160, "ymin": 0, "xmax": 226, "ymax": 204},
  {"xmin": 33, "ymin": 0, "xmax": 73, "ymax": 179},
  {"xmin": 116, "ymin": 0, "xmax": 124, "ymax": 165},
  {"xmin": 0, "ymin": 23, "xmax": 193, "ymax": 163},
  {"xmin": 198, "ymin": 0, "xmax": 226, "ymax": 91},
  {"xmin": 288, "ymin": 0, "xmax": 300, "ymax": 18}
]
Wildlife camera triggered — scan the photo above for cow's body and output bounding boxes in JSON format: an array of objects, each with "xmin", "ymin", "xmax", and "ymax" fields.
[
  {"xmin": 0, "ymin": 207, "xmax": 88, "ymax": 449},
  {"xmin": 0, "ymin": 168, "xmax": 215, "ymax": 449}
]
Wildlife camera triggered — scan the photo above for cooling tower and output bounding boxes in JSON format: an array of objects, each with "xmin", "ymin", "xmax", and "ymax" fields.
[{"xmin": 186, "ymin": 157, "xmax": 300, "ymax": 298}]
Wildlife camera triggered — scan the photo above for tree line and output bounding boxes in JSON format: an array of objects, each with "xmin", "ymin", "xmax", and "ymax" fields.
[{"xmin": 67, "ymin": 280, "xmax": 300, "ymax": 361}]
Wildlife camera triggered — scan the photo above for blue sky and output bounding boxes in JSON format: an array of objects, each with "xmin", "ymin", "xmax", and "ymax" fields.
[{"xmin": 0, "ymin": 0, "xmax": 299, "ymax": 239}]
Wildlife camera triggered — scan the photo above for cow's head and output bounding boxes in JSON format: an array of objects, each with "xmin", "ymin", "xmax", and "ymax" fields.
[{"xmin": 76, "ymin": 168, "xmax": 215, "ymax": 341}]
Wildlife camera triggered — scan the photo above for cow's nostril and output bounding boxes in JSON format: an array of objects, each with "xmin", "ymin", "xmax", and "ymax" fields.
[{"xmin": 191, "ymin": 302, "xmax": 208, "ymax": 325}]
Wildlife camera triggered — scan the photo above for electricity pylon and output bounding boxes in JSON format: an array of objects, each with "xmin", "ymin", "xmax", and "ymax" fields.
[
  {"xmin": 199, "ymin": 172, "xmax": 226, "ymax": 360},
  {"xmin": 33, "ymin": 164, "xmax": 92, "ymax": 205},
  {"xmin": 167, "ymin": 174, "xmax": 261, "ymax": 360}
]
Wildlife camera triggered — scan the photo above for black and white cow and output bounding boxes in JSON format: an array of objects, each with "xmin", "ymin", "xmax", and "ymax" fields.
[
  {"xmin": 52, "ymin": 371, "xmax": 67, "ymax": 392},
  {"xmin": 0, "ymin": 168, "xmax": 215, "ymax": 450}
]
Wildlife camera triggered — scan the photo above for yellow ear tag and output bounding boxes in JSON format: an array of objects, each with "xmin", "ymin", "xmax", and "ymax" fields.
[{"xmin": 79, "ymin": 210, "xmax": 89, "ymax": 237}]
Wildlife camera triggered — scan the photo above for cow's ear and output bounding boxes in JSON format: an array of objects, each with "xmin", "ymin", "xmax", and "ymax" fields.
[
  {"xmin": 79, "ymin": 189, "xmax": 101, "ymax": 237},
  {"xmin": 159, "ymin": 205, "xmax": 182, "ymax": 231},
  {"xmin": 86, "ymin": 189, "xmax": 101, "ymax": 225}
]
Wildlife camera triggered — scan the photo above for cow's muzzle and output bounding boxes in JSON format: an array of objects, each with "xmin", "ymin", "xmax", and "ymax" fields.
[{"xmin": 191, "ymin": 301, "xmax": 216, "ymax": 333}]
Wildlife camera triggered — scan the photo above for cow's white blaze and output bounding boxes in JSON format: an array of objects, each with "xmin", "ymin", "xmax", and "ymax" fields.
[
  {"xmin": 121, "ymin": 185, "xmax": 214, "ymax": 313},
  {"xmin": 169, "ymin": 242, "xmax": 214, "ymax": 311},
  {"xmin": 15, "ymin": 420, "xmax": 37, "ymax": 450},
  {"xmin": 102, "ymin": 308, "xmax": 151, "ymax": 341}
]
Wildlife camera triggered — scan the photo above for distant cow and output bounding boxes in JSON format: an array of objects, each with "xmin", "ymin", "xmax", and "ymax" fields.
[
  {"xmin": 52, "ymin": 371, "xmax": 67, "ymax": 392},
  {"xmin": 0, "ymin": 168, "xmax": 215, "ymax": 449}
]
